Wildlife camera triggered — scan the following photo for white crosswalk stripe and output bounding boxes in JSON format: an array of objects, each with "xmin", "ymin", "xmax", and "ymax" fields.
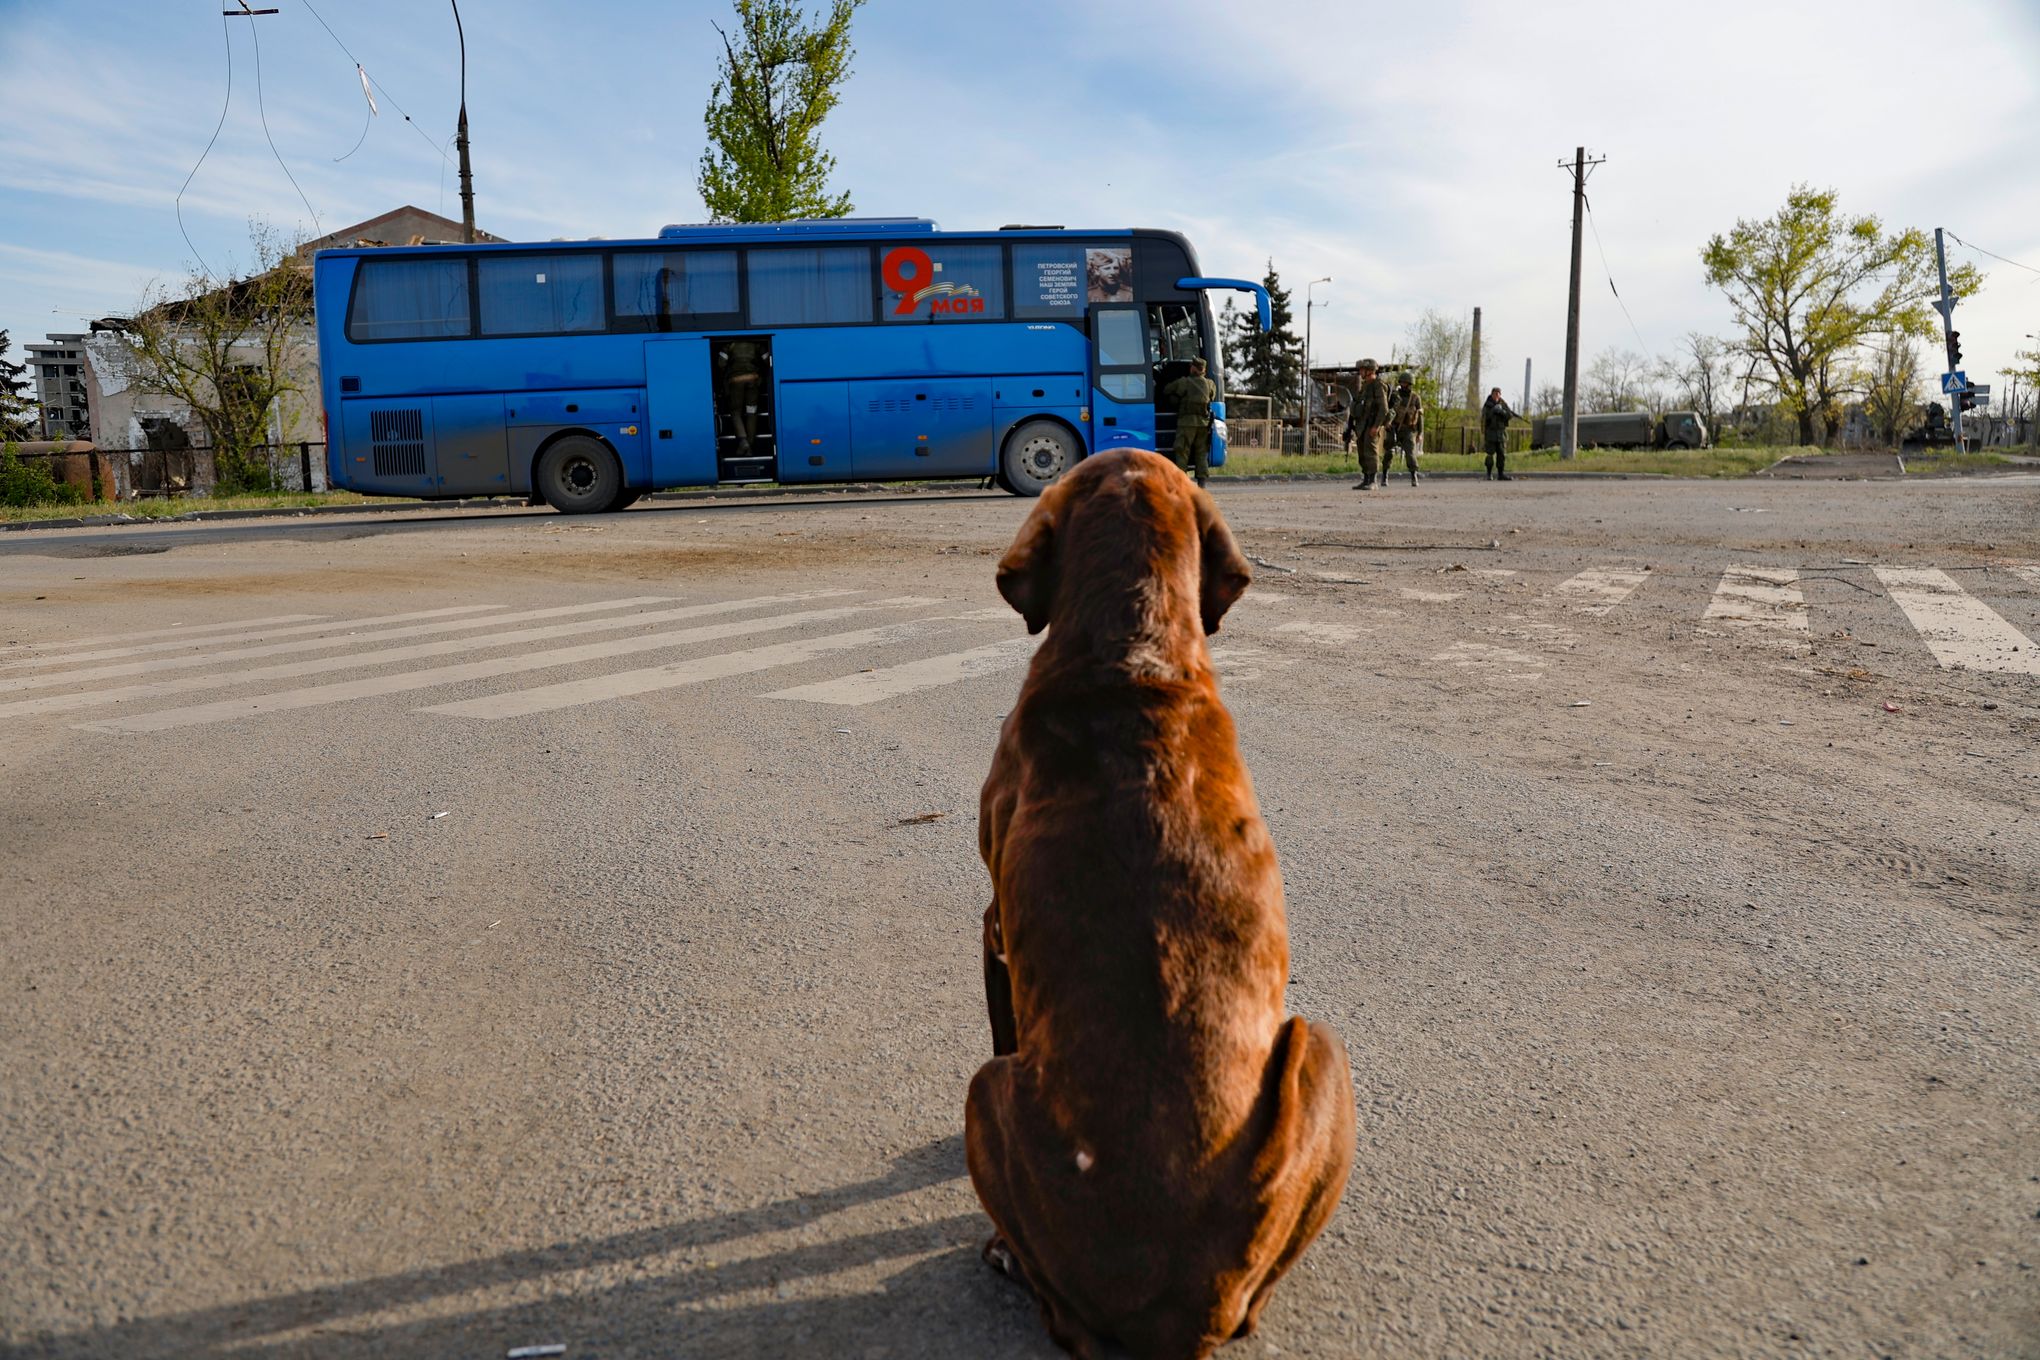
[
  {"xmin": 423, "ymin": 613, "xmax": 970, "ymax": 720},
  {"xmin": 0, "ymin": 606, "xmax": 500, "ymax": 673},
  {"xmin": 1553, "ymin": 567, "xmax": 1650, "ymax": 615},
  {"xmin": 0, "ymin": 592, "xmax": 853, "ymax": 721},
  {"xmin": 32, "ymin": 558, "xmax": 2034, "ymax": 740},
  {"xmin": 1703, "ymin": 567, "xmax": 1808, "ymax": 631},
  {"xmin": 76, "ymin": 599, "xmax": 938, "ymax": 734},
  {"xmin": 765, "ymin": 635, "xmax": 1037, "ymax": 706},
  {"xmin": 1, "ymin": 614, "xmax": 329, "ymax": 655},
  {"xmin": 0, "ymin": 604, "xmax": 548, "ymax": 695},
  {"xmin": 1874, "ymin": 568, "xmax": 2040, "ymax": 675}
]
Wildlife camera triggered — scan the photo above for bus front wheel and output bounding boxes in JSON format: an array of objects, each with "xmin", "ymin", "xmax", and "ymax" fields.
[
  {"xmin": 536, "ymin": 436, "xmax": 623, "ymax": 514},
  {"xmin": 1001, "ymin": 420, "xmax": 1078, "ymax": 497}
]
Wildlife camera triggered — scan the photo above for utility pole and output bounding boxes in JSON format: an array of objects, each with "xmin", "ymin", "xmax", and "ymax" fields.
[
  {"xmin": 454, "ymin": 0, "xmax": 477, "ymax": 241},
  {"xmin": 1466, "ymin": 306, "xmax": 1482, "ymax": 414},
  {"xmin": 1558, "ymin": 147, "xmax": 1605, "ymax": 460},
  {"xmin": 1302, "ymin": 276, "xmax": 1331, "ymax": 456},
  {"xmin": 1933, "ymin": 227, "xmax": 1961, "ymax": 447},
  {"xmin": 1522, "ymin": 357, "xmax": 1531, "ymax": 417}
]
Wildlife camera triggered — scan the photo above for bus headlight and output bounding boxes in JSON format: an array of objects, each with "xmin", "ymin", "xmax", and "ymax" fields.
[{"xmin": 1212, "ymin": 419, "xmax": 1228, "ymax": 443}]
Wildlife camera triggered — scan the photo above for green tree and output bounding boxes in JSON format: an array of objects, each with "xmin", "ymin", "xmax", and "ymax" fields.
[
  {"xmin": 0, "ymin": 329, "xmax": 38, "ymax": 442},
  {"xmin": 1221, "ymin": 262, "xmax": 1301, "ymax": 416},
  {"xmin": 1702, "ymin": 186, "xmax": 1979, "ymax": 447},
  {"xmin": 110, "ymin": 224, "xmax": 313, "ymax": 494},
  {"xmin": 697, "ymin": 0, "xmax": 864, "ymax": 223}
]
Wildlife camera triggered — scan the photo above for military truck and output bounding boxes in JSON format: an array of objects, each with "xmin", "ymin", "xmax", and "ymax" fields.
[{"xmin": 1531, "ymin": 410, "xmax": 1709, "ymax": 449}]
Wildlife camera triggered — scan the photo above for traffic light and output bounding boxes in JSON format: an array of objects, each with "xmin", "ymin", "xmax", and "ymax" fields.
[
  {"xmin": 1958, "ymin": 389, "xmax": 1977, "ymax": 414},
  {"xmin": 1946, "ymin": 330, "xmax": 1963, "ymax": 370}
]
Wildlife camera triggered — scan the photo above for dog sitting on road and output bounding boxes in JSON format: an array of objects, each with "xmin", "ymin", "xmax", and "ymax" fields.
[{"xmin": 967, "ymin": 448, "xmax": 1357, "ymax": 1360}]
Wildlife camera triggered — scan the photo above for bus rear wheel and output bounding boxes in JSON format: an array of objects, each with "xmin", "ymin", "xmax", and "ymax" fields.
[
  {"xmin": 1000, "ymin": 420, "xmax": 1078, "ymax": 497},
  {"xmin": 536, "ymin": 436, "xmax": 623, "ymax": 514}
]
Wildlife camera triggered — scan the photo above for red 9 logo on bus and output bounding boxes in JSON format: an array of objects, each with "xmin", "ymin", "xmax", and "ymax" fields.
[{"xmin": 883, "ymin": 245, "xmax": 984, "ymax": 317}]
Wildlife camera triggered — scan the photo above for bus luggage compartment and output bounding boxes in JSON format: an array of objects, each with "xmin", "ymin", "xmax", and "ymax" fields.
[{"xmin": 849, "ymin": 377, "xmax": 994, "ymax": 480}]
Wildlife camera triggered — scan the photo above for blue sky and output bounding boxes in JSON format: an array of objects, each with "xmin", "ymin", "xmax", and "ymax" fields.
[{"xmin": 5, "ymin": 0, "xmax": 2039, "ymax": 401}]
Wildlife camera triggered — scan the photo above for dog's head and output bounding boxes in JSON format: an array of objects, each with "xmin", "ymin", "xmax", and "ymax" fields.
[{"xmin": 995, "ymin": 449, "xmax": 1251, "ymax": 637}]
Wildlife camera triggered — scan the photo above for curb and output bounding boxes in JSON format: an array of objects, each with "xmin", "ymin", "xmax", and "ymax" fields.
[
  {"xmin": 1211, "ymin": 470, "xmax": 1677, "ymax": 484},
  {"xmin": 1, "ymin": 464, "xmax": 1819, "ymax": 534},
  {"xmin": 0, "ymin": 482, "xmax": 1008, "ymax": 535}
]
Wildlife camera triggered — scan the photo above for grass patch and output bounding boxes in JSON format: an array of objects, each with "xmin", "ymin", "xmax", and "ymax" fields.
[
  {"xmin": 1214, "ymin": 445, "xmax": 1806, "ymax": 479},
  {"xmin": 0, "ymin": 490, "xmax": 378, "ymax": 524},
  {"xmin": 1900, "ymin": 450, "xmax": 2017, "ymax": 474}
]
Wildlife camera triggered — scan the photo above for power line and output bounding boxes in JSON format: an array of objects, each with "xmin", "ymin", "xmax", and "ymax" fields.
[
  {"xmin": 247, "ymin": 13, "xmax": 323, "ymax": 237},
  {"xmin": 175, "ymin": 11, "xmax": 236, "ymax": 280},
  {"xmin": 1583, "ymin": 195, "xmax": 1651, "ymax": 357},
  {"xmin": 1946, "ymin": 230, "xmax": 2040, "ymax": 280},
  {"xmin": 333, "ymin": 66, "xmax": 375, "ymax": 163},
  {"xmin": 300, "ymin": 0, "xmax": 452, "ymax": 164}
]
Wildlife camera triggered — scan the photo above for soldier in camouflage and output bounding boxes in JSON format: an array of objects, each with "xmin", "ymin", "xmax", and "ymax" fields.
[
  {"xmin": 720, "ymin": 338, "xmax": 766, "ymax": 453},
  {"xmin": 1163, "ymin": 358, "xmax": 1217, "ymax": 487},
  {"xmin": 1348, "ymin": 359, "xmax": 1390, "ymax": 490},
  {"xmin": 1384, "ymin": 371, "xmax": 1423, "ymax": 487},
  {"xmin": 1481, "ymin": 387, "xmax": 1517, "ymax": 481}
]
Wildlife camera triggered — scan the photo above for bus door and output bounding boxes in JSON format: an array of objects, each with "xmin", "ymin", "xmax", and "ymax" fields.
[
  {"xmin": 1089, "ymin": 304, "xmax": 1155, "ymax": 453},
  {"xmin": 1147, "ymin": 302, "xmax": 1204, "ymax": 461},
  {"xmin": 643, "ymin": 339, "xmax": 719, "ymax": 487}
]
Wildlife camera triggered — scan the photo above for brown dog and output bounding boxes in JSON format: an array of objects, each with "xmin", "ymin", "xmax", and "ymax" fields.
[{"xmin": 967, "ymin": 449, "xmax": 1356, "ymax": 1359}]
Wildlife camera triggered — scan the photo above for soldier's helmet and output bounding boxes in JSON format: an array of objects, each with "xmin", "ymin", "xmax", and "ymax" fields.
[{"xmin": 1357, "ymin": 357, "xmax": 1379, "ymax": 371}]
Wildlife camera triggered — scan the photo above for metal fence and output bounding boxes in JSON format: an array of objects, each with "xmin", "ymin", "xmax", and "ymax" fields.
[{"xmin": 5, "ymin": 441, "xmax": 328, "ymax": 502}]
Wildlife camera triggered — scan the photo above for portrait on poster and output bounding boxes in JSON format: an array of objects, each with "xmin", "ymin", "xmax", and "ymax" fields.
[{"xmin": 1086, "ymin": 247, "xmax": 1134, "ymax": 303}]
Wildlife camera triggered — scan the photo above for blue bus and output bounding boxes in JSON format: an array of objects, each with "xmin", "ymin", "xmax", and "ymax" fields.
[{"xmin": 311, "ymin": 218, "xmax": 1270, "ymax": 511}]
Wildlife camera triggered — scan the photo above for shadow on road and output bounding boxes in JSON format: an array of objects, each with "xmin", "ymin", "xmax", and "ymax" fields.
[{"xmin": 8, "ymin": 1133, "xmax": 1052, "ymax": 1359}]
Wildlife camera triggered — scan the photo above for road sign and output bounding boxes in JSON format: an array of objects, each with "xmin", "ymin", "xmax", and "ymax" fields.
[
  {"xmin": 1970, "ymin": 394, "xmax": 1991, "ymax": 407},
  {"xmin": 1941, "ymin": 371, "xmax": 1969, "ymax": 394},
  {"xmin": 1969, "ymin": 384, "xmax": 1990, "ymax": 396}
]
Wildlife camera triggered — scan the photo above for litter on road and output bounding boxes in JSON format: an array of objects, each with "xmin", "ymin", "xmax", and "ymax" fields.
[{"xmin": 506, "ymin": 1347, "xmax": 567, "ymax": 1359}]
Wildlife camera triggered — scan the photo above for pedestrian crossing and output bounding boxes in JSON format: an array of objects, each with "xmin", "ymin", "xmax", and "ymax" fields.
[
  {"xmin": 1874, "ymin": 568, "xmax": 2040, "ymax": 676},
  {"xmin": 1702, "ymin": 567, "xmax": 1808, "ymax": 632},
  {"xmin": 6, "ymin": 562, "xmax": 2033, "ymax": 737}
]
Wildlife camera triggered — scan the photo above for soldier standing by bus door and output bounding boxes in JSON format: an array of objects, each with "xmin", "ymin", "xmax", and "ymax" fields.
[
  {"xmin": 1163, "ymin": 357, "xmax": 1216, "ymax": 487},
  {"xmin": 1384, "ymin": 371, "xmax": 1423, "ymax": 486},
  {"xmin": 1349, "ymin": 359, "xmax": 1390, "ymax": 490}
]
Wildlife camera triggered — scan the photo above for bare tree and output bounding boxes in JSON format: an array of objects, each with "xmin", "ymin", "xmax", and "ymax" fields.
[
  {"xmin": 1401, "ymin": 309, "xmax": 1470, "ymax": 412},
  {"xmin": 1531, "ymin": 381, "xmax": 1565, "ymax": 414},
  {"xmin": 108, "ymin": 224, "xmax": 313, "ymax": 493},
  {"xmin": 1860, "ymin": 336, "xmax": 1923, "ymax": 448},
  {"xmin": 1654, "ymin": 333, "xmax": 1729, "ymax": 433},
  {"xmin": 1583, "ymin": 347, "xmax": 1651, "ymax": 413}
]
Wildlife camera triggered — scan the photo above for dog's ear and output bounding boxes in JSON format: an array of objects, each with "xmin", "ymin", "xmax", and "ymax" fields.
[
  {"xmin": 1195, "ymin": 489, "xmax": 1251, "ymax": 635},
  {"xmin": 996, "ymin": 498, "xmax": 1059, "ymax": 635}
]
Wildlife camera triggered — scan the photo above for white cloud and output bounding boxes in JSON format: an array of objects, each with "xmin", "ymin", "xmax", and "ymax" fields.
[{"xmin": 5, "ymin": 0, "xmax": 2036, "ymax": 395}]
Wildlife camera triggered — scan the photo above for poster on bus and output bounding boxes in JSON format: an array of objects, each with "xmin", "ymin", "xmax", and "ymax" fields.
[{"xmin": 1085, "ymin": 247, "xmax": 1134, "ymax": 303}]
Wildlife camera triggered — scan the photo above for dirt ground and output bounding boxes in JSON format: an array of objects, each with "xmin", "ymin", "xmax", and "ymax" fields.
[{"xmin": 1, "ymin": 475, "xmax": 2035, "ymax": 1358}]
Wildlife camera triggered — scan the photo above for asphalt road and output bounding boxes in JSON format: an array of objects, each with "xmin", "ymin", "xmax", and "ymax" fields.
[{"xmin": 3, "ymin": 477, "xmax": 2036, "ymax": 1359}]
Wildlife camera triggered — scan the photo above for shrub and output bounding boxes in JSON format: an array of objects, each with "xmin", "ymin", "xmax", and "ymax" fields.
[{"xmin": 0, "ymin": 442, "xmax": 88, "ymax": 508}]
